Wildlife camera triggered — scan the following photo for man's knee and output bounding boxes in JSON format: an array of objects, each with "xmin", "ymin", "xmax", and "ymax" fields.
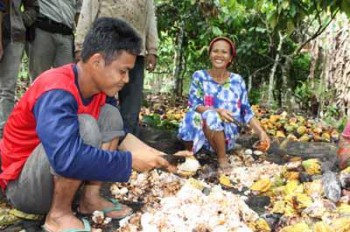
[
  {"xmin": 98, "ymin": 104, "xmax": 125, "ymax": 142},
  {"xmin": 78, "ymin": 114, "xmax": 102, "ymax": 147}
]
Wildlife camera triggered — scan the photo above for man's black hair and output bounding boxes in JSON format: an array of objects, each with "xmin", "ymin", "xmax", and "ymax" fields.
[{"xmin": 81, "ymin": 17, "xmax": 142, "ymax": 65}]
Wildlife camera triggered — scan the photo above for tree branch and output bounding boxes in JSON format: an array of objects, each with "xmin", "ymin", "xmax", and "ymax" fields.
[
  {"xmin": 251, "ymin": 63, "xmax": 272, "ymax": 77},
  {"xmin": 294, "ymin": 9, "xmax": 339, "ymax": 56}
]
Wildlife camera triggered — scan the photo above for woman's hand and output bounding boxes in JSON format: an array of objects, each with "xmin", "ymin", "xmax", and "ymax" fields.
[
  {"xmin": 216, "ymin": 108, "xmax": 234, "ymax": 123},
  {"xmin": 258, "ymin": 131, "xmax": 271, "ymax": 151},
  {"xmin": 249, "ymin": 117, "xmax": 271, "ymax": 151}
]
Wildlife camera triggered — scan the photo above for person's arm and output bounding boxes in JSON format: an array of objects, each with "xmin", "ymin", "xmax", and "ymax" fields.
[
  {"xmin": 33, "ymin": 90, "xmax": 132, "ymax": 182},
  {"xmin": 119, "ymin": 133, "xmax": 187, "ymax": 173},
  {"xmin": 189, "ymin": 72, "xmax": 232, "ymax": 121},
  {"xmin": 120, "ymin": 134, "xmax": 193, "ymax": 173},
  {"xmin": 238, "ymin": 77, "xmax": 270, "ymax": 146},
  {"xmin": 0, "ymin": 0, "xmax": 5, "ymax": 60},
  {"xmin": 74, "ymin": 0, "xmax": 99, "ymax": 60},
  {"xmin": 249, "ymin": 117, "xmax": 270, "ymax": 143},
  {"xmin": 22, "ymin": 0, "xmax": 39, "ymax": 27},
  {"xmin": 145, "ymin": 0, "xmax": 158, "ymax": 72},
  {"xmin": 187, "ymin": 71, "xmax": 206, "ymax": 112}
]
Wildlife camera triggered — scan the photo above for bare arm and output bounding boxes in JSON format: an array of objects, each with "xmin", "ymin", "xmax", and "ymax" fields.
[
  {"xmin": 195, "ymin": 105, "xmax": 235, "ymax": 124},
  {"xmin": 145, "ymin": 0, "xmax": 158, "ymax": 72},
  {"xmin": 195, "ymin": 105, "xmax": 211, "ymax": 114},
  {"xmin": 145, "ymin": 0, "xmax": 158, "ymax": 56},
  {"xmin": 249, "ymin": 117, "xmax": 270, "ymax": 145}
]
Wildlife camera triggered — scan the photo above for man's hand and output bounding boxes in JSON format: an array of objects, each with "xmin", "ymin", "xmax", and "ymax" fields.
[
  {"xmin": 131, "ymin": 148, "xmax": 169, "ymax": 172},
  {"xmin": 145, "ymin": 54, "xmax": 157, "ymax": 72},
  {"xmin": 132, "ymin": 149, "xmax": 193, "ymax": 173},
  {"xmin": 172, "ymin": 150, "xmax": 193, "ymax": 157},
  {"xmin": 159, "ymin": 150, "xmax": 194, "ymax": 172},
  {"xmin": 119, "ymin": 133, "xmax": 192, "ymax": 173}
]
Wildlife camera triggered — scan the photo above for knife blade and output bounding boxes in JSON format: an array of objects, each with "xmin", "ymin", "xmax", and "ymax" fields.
[
  {"xmin": 161, "ymin": 153, "xmax": 186, "ymax": 165},
  {"xmin": 230, "ymin": 117, "xmax": 249, "ymax": 132}
]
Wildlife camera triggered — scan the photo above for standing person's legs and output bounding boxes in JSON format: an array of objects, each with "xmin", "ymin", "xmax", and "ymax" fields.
[
  {"xmin": 119, "ymin": 56, "xmax": 145, "ymax": 136},
  {"xmin": 53, "ymin": 34, "xmax": 74, "ymax": 67},
  {"xmin": 0, "ymin": 42, "xmax": 25, "ymax": 138},
  {"xmin": 29, "ymin": 28, "xmax": 56, "ymax": 80}
]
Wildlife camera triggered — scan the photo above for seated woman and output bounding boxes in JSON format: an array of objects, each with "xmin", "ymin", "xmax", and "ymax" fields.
[{"xmin": 178, "ymin": 36, "xmax": 270, "ymax": 173}]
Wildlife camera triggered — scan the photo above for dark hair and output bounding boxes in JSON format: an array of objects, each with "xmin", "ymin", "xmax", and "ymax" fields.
[{"xmin": 81, "ymin": 17, "xmax": 142, "ymax": 65}]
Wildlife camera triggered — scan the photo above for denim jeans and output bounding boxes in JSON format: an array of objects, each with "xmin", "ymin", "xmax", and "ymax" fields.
[{"xmin": 0, "ymin": 41, "xmax": 25, "ymax": 138}]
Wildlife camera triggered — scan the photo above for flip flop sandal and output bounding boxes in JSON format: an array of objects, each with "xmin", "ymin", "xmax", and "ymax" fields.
[
  {"xmin": 42, "ymin": 218, "xmax": 91, "ymax": 232},
  {"xmin": 77, "ymin": 198, "xmax": 133, "ymax": 220},
  {"xmin": 101, "ymin": 198, "xmax": 133, "ymax": 219}
]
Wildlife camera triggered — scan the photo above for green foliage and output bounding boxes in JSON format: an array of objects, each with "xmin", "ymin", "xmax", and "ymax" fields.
[
  {"xmin": 337, "ymin": 116, "xmax": 348, "ymax": 132},
  {"xmin": 16, "ymin": 55, "xmax": 30, "ymax": 100},
  {"xmin": 290, "ymin": 53, "xmax": 312, "ymax": 88},
  {"xmin": 251, "ymin": 0, "xmax": 344, "ymax": 34},
  {"xmin": 18, "ymin": 55, "xmax": 30, "ymax": 81},
  {"xmin": 155, "ymin": 0, "xmax": 252, "ymax": 95},
  {"xmin": 142, "ymin": 114, "xmax": 179, "ymax": 130},
  {"xmin": 294, "ymin": 80, "xmax": 315, "ymax": 110},
  {"xmin": 248, "ymin": 89, "xmax": 261, "ymax": 105},
  {"xmin": 153, "ymin": 0, "xmax": 349, "ymax": 117},
  {"xmin": 341, "ymin": 0, "xmax": 350, "ymax": 16},
  {"xmin": 322, "ymin": 109, "xmax": 347, "ymax": 132}
]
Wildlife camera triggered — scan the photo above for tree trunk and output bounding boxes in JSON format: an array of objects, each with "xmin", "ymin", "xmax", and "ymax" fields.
[
  {"xmin": 267, "ymin": 31, "xmax": 286, "ymax": 106},
  {"xmin": 280, "ymin": 55, "xmax": 292, "ymax": 107},
  {"xmin": 173, "ymin": 19, "xmax": 185, "ymax": 97},
  {"xmin": 318, "ymin": 14, "xmax": 350, "ymax": 117},
  {"xmin": 247, "ymin": 72, "xmax": 252, "ymax": 93},
  {"xmin": 308, "ymin": 40, "xmax": 320, "ymax": 83}
]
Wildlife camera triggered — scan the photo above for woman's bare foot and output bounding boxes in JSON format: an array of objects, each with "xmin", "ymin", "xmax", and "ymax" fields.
[
  {"xmin": 79, "ymin": 195, "xmax": 132, "ymax": 219},
  {"xmin": 218, "ymin": 158, "xmax": 232, "ymax": 175},
  {"xmin": 44, "ymin": 212, "xmax": 92, "ymax": 232}
]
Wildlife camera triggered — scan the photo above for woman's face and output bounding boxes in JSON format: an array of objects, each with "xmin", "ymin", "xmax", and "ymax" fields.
[{"xmin": 209, "ymin": 40, "xmax": 233, "ymax": 69}]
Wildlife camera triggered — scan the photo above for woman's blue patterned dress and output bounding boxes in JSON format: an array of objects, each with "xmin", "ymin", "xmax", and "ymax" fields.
[{"xmin": 178, "ymin": 70, "xmax": 254, "ymax": 153}]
